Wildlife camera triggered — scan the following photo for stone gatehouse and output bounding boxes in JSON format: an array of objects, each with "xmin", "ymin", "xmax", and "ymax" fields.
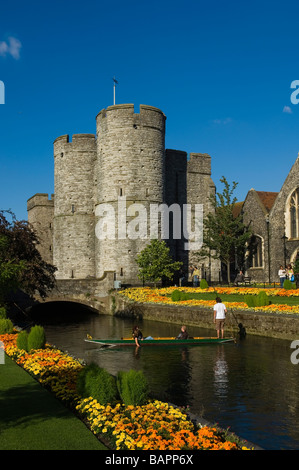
[{"xmin": 27, "ymin": 104, "xmax": 220, "ymax": 286}]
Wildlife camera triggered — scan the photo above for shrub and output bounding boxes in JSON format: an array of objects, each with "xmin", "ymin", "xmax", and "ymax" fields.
[
  {"xmin": 283, "ymin": 279, "xmax": 296, "ymax": 290},
  {"xmin": 244, "ymin": 294, "xmax": 255, "ymax": 308},
  {"xmin": 76, "ymin": 363, "xmax": 99, "ymax": 397},
  {"xmin": 200, "ymin": 279, "xmax": 209, "ymax": 289},
  {"xmin": 16, "ymin": 330, "xmax": 29, "ymax": 351},
  {"xmin": 171, "ymin": 290, "xmax": 189, "ymax": 301},
  {"xmin": 0, "ymin": 307, "xmax": 7, "ymax": 319},
  {"xmin": 245, "ymin": 291, "xmax": 269, "ymax": 308},
  {"xmin": 90, "ymin": 369, "xmax": 119, "ymax": 405},
  {"xmin": 0, "ymin": 318, "xmax": 14, "ymax": 334},
  {"xmin": 117, "ymin": 369, "xmax": 149, "ymax": 406},
  {"xmin": 76, "ymin": 363, "xmax": 119, "ymax": 405},
  {"xmin": 255, "ymin": 291, "xmax": 269, "ymax": 307},
  {"xmin": 180, "ymin": 292, "xmax": 188, "ymax": 301},
  {"xmin": 171, "ymin": 289, "xmax": 181, "ymax": 301},
  {"xmin": 27, "ymin": 325, "xmax": 46, "ymax": 351}
]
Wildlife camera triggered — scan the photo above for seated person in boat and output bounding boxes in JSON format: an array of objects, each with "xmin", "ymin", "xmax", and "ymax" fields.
[
  {"xmin": 176, "ymin": 325, "xmax": 189, "ymax": 340},
  {"xmin": 132, "ymin": 325, "xmax": 143, "ymax": 346}
]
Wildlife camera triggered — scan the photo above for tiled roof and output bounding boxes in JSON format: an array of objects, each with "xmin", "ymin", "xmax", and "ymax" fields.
[
  {"xmin": 255, "ymin": 191, "xmax": 278, "ymax": 212},
  {"xmin": 232, "ymin": 201, "xmax": 244, "ymax": 218}
]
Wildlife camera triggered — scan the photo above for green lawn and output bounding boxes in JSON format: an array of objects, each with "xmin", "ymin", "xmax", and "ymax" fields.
[
  {"xmin": 0, "ymin": 355, "xmax": 107, "ymax": 450},
  {"xmin": 178, "ymin": 291, "xmax": 299, "ymax": 306}
]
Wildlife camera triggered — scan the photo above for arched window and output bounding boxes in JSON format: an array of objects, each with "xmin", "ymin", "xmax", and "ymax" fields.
[
  {"xmin": 289, "ymin": 188, "xmax": 299, "ymax": 239},
  {"xmin": 250, "ymin": 235, "xmax": 263, "ymax": 268}
]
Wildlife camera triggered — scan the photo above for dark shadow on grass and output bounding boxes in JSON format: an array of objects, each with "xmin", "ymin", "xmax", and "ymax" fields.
[{"xmin": 0, "ymin": 379, "xmax": 75, "ymax": 432}]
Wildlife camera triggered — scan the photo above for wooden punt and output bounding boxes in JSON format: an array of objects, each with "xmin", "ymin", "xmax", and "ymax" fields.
[{"xmin": 84, "ymin": 336, "xmax": 236, "ymax": 347}]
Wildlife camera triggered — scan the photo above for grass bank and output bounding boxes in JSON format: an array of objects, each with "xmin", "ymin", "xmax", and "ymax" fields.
[{"xmin": 0, "ymin": 355, "xmax": 107, "ymax": 450}]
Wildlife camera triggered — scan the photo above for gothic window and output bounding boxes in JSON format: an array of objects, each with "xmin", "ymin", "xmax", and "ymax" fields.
[
  {"xmin": 251, "ymin": 235, "xmax": 263, "ymax": 268},
  {"xmin": 289, "ymin": 188, "xmax": 299, "ymax": 238}
]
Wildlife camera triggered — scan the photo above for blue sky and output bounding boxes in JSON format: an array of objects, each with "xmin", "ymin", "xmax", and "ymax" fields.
[{"xmin": 1, "ymin": 0, "xmax": 299, "ymax": 220}]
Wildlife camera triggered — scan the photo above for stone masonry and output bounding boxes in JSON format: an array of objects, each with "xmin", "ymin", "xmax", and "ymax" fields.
[
  {"xmin": 28, "ymin": 103, "xmax": 220, "ymax": 286},
  {"xmin": 242, "ymin": 154, "xmax": 299, "ymax": 283}
]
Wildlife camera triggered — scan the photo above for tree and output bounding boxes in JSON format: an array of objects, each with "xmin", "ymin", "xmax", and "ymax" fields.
[
  {"xmin": 197, "ymin": 177, "xmax": 251, "ymax": 283},
  {"xmin": 0, "ymin": 235, "xmax": 26, "ymax": 301},
  {"xmin": 136, "ymin": 239, "xmax": 182, "ymax": 286},
  {"xmin": 0, "ymin": 210, "xmax": 56, "ymax": 303}
]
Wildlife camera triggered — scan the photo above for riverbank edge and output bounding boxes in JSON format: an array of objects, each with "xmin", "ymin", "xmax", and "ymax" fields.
[
  {"xmin": 2, "ymin": 346, "xmax": 261, "ymax": 451},
  {"xmin": 112, "ymin": 294, "xmax": 299, "ymax": 341}
]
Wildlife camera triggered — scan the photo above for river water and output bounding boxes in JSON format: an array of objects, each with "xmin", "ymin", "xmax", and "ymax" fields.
[{"xmin": 31, "ymin": 302, "xmax": 299, "ymax": 450}]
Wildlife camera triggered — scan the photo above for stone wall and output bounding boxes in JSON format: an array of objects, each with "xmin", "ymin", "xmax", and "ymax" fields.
[
  {"xmin": 27, "ymin": 193, "xmax": 54, "ymax": 264},
  {"xmin": 187, "ymin": 153, "xmax": 220, "ymax": 281},
  {"xmin": 165, "ymin": 149, "xmax": 188, "ymax": 270},
  {"xmin": 95, "ymin": 104, "xmax": 166, "ymax": 284},
  {"xmin": 113, "ymin": 295, "xmax": 299, "ymax": 340},
  {"xmin": 270, "ymin": 156, "xmax": 299, "ymax": 274},
  {"xmin": 242, "ymin": 189, "xmax": 270, "ymax": 282},
  {"xmin": 53, "ymin": 134, "xmax": 97, "ymax": 279}
]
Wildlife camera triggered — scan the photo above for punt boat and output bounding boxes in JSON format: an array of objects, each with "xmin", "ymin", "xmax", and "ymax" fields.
[{"xmin": 84, "ymin": 336, "xmax": 236, "ymax": 347}]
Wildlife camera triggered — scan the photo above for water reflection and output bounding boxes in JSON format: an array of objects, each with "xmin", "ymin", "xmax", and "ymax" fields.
[
  {"xmin": 30, "ymin": 304, "xmax": 299, "ymax": 450},
  {"xmin": 213, "ymin": 348, "xmax": 229, "ymax": 398}
]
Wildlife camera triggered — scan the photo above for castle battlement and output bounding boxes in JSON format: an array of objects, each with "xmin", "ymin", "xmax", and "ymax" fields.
[
  {"xmin": 28, "ymin": 103, "xmax": 220, "ymax": 283},
  {"xmin": 27, "ymin": 193, "xmax": 54, "ymax": 211},
  {"xmin": 96, "ymin": 104, "xmax": 166, "ymax": 133},
  {"xmin": 188, "ymin": 153, "xmax": 211, "ymax": 175},
  {"xmin": 54, "ymin": 134, "xmax": 96, "ymax": 154}
]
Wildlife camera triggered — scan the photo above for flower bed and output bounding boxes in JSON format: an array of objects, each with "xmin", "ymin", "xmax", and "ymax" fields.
[
  {"xmin": 118, "ymin": 286, "xmax": 299, "ymax": 315},
  {"xmin": 0, "ymin": 333, "xmax": 252, "ymax": 450}
]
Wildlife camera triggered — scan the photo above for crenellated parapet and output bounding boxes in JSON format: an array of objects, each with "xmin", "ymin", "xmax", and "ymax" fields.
[
  {"xmin": 187, "ymin": 153, "xmax": 212, "ymax": 175},
  {"xmin": 54, "ymin": 133, "xmax": 96, "ymax": 155}
]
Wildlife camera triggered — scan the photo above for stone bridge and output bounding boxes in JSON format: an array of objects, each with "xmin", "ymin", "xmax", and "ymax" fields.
[{"xmin": 32, "ymin": 271, "xmax": 116, "ymax": 315}]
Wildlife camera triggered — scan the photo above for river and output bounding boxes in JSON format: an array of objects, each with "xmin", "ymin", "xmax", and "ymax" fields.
[{"xmin": 30, "ymin": 302, "xmax": 299, "ymax": 450}]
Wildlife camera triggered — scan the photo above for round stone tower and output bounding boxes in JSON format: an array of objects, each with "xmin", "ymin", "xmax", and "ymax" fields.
[
  {"xmin": 53, "ymin": 134, "xmax": 97, "ymax": 279},
  {"xmin": 95, "ymin": 104, "xmax": 166, "ymax": 283}
]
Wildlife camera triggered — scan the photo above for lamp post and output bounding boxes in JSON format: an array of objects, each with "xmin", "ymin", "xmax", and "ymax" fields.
[
  {"xmin": 266, "ymin": 215, "xmax": 271, "ymax": 283},
  {"xmin": 282, "ymin": 233, "xmax": 288, "ymax": 267}
]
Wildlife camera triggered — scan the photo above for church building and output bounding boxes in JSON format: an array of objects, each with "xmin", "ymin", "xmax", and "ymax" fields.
[{"xmin": 242, "ymin": 153, "xmax": 299, "ymax": 283}]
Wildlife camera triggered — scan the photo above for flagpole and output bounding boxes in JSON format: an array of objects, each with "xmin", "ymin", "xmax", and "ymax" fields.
[{"xmin": 113, "ymin": 77, "xmax": 118, "ymax": 105}]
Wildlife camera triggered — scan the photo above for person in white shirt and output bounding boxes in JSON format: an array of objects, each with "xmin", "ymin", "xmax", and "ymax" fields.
[
  {"xmin": 213, "ymin": 297, "xmax": 227, "ymax": 339},
  {"xmin": 278, "ymin": 266, "xmax": 286, "ymax": 288}
]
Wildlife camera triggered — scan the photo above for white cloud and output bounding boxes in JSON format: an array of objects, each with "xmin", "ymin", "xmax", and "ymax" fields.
[
  {"xmin": 283, "ymin": 105, "xmax": 292, "ymax": 114},
  {"xmin": 0, "ymin": 37, "xmax": 22, "ymax": 59},
  {"xmin": 212, "ymin": 117, "xmax": 232, "ymax": 125}
]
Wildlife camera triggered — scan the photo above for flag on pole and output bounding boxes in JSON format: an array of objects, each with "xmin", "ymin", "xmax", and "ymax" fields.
[{"xmin": 113, "ymin": 77, "xmax": 118, "ymax": 105}]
